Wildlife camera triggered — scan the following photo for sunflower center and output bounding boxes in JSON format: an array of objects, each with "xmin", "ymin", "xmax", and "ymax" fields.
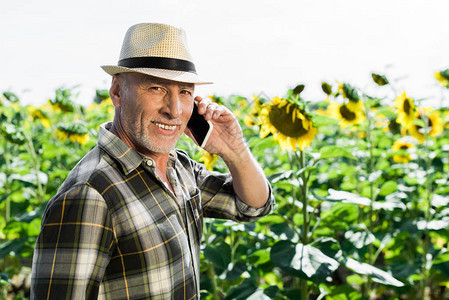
[
  {"xmin": 339, "ymin": 105, "xmax": 356, "ymax": 121},
  {"xmin": 400, "ymin": 145, "xmax": 409, "ymax": 150},
  {"xmin": 268, "ymin": 105, "xmax": 308, "ymax": 138},
  {"xmin": 403, "ymin": 99, "xmax": 411, "ymax": 114}
]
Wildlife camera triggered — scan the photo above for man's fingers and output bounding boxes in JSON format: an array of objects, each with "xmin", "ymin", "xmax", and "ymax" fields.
[{"xmin": 195, "ymin": 96, "xmax": 211, "ymax": 114}]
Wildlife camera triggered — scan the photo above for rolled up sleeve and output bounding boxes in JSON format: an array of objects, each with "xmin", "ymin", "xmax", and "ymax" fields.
[{"xmin": 194, "ymin": 162, "xmax": 274, "ymax": 222}]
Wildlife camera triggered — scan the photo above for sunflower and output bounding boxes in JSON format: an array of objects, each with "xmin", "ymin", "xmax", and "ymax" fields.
[
  {"xmin": 327, "ymin": 101, "xmax": 365, "ymax": 127},
  {"xmin": 394, "ymin": 92, "xmax": 416, "ymax": 128},
  {"xmin": 259, "ymin": 97, "xmax": 317, "ymax": 151},
  {"xmin": 408, "ymin": 108, "xmax": 444, "ymax": 143},
  {"xmin": 338, "ymin": 83, "xmax": 360, "ymax": 103},
  {"xmin": 199, "ymin": 150, "xmax": 219, "ymax": 170},
  {"xmin": 49, "ymin": 88, "xmax": 76, "ymax": 112},
  {"xmin": 435, "ymin": 70, "xmax": 449, "ymax": 88},
  {"xmin": 28, "ymin": 106, "xmax": 51, "ymax": 128},
  {"xmin": 444, "ymin": 109, "xmax": 449, "ymax": 130},
  {"xmin": 87, "ymin": 97, "xmax": 115, "ymax": 117},
  {"xmin": 244, "ymin": 95, "xmax": 263, "ymax": 127},
  {"xmin": 392, "ymin": 139, "xmax": 414, "ymax": 163},
  {"xmin": 207, "ymin": 95, "xmax": 224, "ymax": 105},
  {"xmin": 230, "ymin": 97, "xmax": 248, "ymax": 118},
  {"xmin": 388, "ymin": 117, "xmax": 407, "ymax": 135},
  {"xmin": 56, "ymin": 121, "xmax": 89, "ymax": 145}
]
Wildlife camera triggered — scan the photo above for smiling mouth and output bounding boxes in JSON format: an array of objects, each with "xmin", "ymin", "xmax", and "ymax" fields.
[{"xmin": 153, "ymin": 122, "xmax": 177, "ymax": 131}]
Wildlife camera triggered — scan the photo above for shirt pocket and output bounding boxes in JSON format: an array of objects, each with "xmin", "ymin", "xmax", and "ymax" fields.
[{"xmin": 185, "ymin": 188, "xmax": 203, "ymax": 243}]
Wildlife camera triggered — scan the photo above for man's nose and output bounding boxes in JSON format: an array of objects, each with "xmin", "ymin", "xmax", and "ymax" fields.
[{"xmin": 165, "ymin": 93, "xmax": 182, "ymax": 118}]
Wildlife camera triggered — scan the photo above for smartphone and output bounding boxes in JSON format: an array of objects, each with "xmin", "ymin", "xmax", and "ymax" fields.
[{"xmin": 187, "ymin": 103, "xmax": 213, "ymax": 148}]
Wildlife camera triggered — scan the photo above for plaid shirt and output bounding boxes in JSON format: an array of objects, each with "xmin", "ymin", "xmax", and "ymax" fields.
[{"xmin": 31, "ymin": 122, "xmax": 273, "ymax": 300}]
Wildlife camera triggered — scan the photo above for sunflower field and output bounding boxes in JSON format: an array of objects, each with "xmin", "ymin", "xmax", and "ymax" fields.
[{"xmin": 1, "ymin": 70, "xmax": 449, "ymax": 299}]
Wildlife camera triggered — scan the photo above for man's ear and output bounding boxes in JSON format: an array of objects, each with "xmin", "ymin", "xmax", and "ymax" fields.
[{"xmin": 109, "ymin": 75, "xmax": 122, "ymax": 108}]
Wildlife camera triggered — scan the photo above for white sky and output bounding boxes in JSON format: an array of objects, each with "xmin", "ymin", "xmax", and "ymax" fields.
[{"xmin": 1, "ymin": 0, "xmax": 449, "ymax": 107}]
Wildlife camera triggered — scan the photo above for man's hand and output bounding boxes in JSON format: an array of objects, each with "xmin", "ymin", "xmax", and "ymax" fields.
[
  {"xmin": 185, "ymin": 96, "xmax": 246, "ymax": 160},
  {"xmin": 185, "ymin": 96, "xmax": 270, "ymax": 209}
]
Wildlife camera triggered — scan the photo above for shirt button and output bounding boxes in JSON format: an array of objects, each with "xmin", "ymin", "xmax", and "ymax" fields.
[{"xmin": 146, "ymin": 160, "xmax": 153, "ymax": 167}]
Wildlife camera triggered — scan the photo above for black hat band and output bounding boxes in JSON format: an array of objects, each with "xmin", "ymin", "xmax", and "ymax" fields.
[{"xmin": 118, "ymin": 57, "xmax": 197, "ymax": 74}]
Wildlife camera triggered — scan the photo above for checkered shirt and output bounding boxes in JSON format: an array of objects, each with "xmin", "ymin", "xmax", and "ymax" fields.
[{"xmin": 31, "ymin": 122, "xmax": 273, "ymax": 300}]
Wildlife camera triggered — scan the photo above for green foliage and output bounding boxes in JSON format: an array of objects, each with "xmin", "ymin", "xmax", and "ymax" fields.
[
  {"xmin": 1, "ymin": 69, "xmax": 449, "ymax": 299},
  {"xmin": 371, "ymin": 73, "xmax": 389, "ymax": 86}
]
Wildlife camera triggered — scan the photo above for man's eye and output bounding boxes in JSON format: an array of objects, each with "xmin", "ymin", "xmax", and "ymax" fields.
[{"xmin": 181, "ymin": 90, "xmax": 192, "ymax": 95}]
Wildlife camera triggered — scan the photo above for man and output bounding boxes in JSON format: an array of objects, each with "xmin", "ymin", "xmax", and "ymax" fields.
[{"xmin": 31, "ymin": 23, "xmax": 273, "ymax": 299}]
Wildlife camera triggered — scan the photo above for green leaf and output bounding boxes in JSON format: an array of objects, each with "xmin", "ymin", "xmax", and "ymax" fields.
[
  {"xmin": 9, "ymin": 171, "xmax": 48, "ymax": 186},
  {"xmin": 321, "ymin": 203, "xmax": 359, "ymax": 231},
  {"xmin": 433, "ymin": 251, "xmax": 449, "ymax": 265},
  {"xmin": 329, "ymin": 203, "xmax": 359, "ymax": 222},
  {"xmin": 224, "ymin": 278, "xmax": 257, "ymax": 300},
  {"xmin": 310, "ymin": 113, "xmax": 340, "ymax": 127},
  {"xmin": 440, "ymin": 69, "xmax": 449, "ymax": 80},
  {"xmin": 322, "ymin": 189, "xmax": 371, "ymax": 206},
  {"xmin": 281, "ymin": 289, "xmax": 302, "ymax": 300},
  {"xmin": 94, "ymin": 89, "xmax": 110, "ymax": 103},
  {"xmin": 257, "ymin": 214, "xmax": 285, "ymax": 225},
  {"xmin": 224, "ymin": 262, "xmax": 247, "ymax": 281},
  {"xmin": 344, "ymin": 258, "xmax": 404, "ymax": 287},
  {"xmin": 319, "ymin": 146, "xmax": 355, "ymax": 160},
  {"xmin": 341, "ymin": 83, "xmax": 360, "ymax": 102},
  {"xmin": 371, "ymin": 73, "xmax": 389, "ymax": 86},
  {"xmin": 27, "ymin": 218, "xmax": 42, "ymax": 237},
  {"xmin": 372, "ymin": 199, "xmax": 406, "ymax": 211},
  {"xmin": 204, "ymin": 243, "xmax": 231, "ymax": 270},
  {"xmin": 14, "ymin": 204, "xmax": 46, "ymax": 222},
  {"xmin": 344, "ymin": 230, "xmax": 376, "ymax": 249},
  {"xmin": 319, "ymin": 283, "xmax": 362, "ymax": 300},
  {"xmin": 250, "ymin": 249, "xmax": 271, "ymax": 265},
  {"xmin": 270, "ymin": 223, "xmax": 296, "ymax": 240},
  {"xmin": 416, "ymin": 218, "xmax": 449, "ymax": 231},
  {"xmin": 268, "ymin": 170, "xmax": 294, "ymax": 183},
  {"xmin": 3, "ymin": 92, "xmax": 20, "ymax": 102},
  {"xmin": 270, "ymin": 240, "xmax": 339, "ymax": 281},
  {"xmin": 263, "ymin": 286, "xmax": 279, "ymax": 298},
  {"xmin": 0, "ymin": 272, "xmax": 10, "ymax": 283},
  {"xmin": 378, "ymin": 181, "xmax": 398, "ymax": 196},
  {"xmin": 312, "ymin": 237, "xmax": 342, "ymax": 260},
  {"xmin": 432, "ymin": 195, "xmax": 449, "ymax": 207},
  {"xmin": 0, "ymin": 238, "xmax": 27, "ymax": 258},
  {"xmin": 412, "ymin": 118, "xmax": 426, "ymax": 128},
  {"xmin": 1, "ymin": 123, "xmax": 25, "ymax": 145},
  {"xmin": 247, "ymin": 289, "xmax": 271, "ymax": 300},
  {"xmin": 434, "ymin": 262, "xmax": 449, "ymax": 279}
]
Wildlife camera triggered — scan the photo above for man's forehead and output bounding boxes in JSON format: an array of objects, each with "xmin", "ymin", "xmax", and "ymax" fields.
[{"xmin": 126, "ymin": 72, "xmax": 194, "ymax": 89}]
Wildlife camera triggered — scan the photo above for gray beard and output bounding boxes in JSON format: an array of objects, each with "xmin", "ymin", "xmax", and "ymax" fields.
[{"xmin": 136, "ymin": 128, "xmax": 180, "ymax": 154}]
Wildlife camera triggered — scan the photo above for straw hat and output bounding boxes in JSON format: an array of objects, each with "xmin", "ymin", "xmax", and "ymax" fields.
[{"xmin": 101, "ymin": 23, "xmax": 212, "ymax": 85}]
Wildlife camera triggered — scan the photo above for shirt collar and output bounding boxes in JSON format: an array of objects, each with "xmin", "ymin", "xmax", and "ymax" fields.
[{"xmin": 98, "ymin": 122, "xmax": 179, "ymax": 175}]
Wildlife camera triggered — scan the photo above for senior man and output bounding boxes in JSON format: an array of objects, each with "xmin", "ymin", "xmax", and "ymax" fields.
[{"xmin": 31, "ymin": 23, "xmax": 274, "ymax": 299}]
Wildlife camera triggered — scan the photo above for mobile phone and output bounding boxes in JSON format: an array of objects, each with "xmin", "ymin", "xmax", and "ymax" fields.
[{"xmin": 187, "ymin": 103, "xmax": 213, "ymax": 148}]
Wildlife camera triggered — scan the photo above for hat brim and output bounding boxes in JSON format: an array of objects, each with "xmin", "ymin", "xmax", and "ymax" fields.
[{"xmin": 101, "ymin": 65, "xmax": 213, "ymax": 85}]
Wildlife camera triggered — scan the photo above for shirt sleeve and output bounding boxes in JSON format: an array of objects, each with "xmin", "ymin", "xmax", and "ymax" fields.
[
  {"xmin": 193, "ymin": 159, "xmax": 275, "ymax": 222},
  {"xmin": 31, "ymin": 184, "xmax": 114, "ymax": 300}
]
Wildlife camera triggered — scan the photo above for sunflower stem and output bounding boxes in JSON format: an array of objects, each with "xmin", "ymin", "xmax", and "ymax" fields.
[
  {"xmin": 299, "ymin": 149, "xmax": 310, "ymax": 299},
  {"xmin": 204, "ymin": 221, "xmax": 221, "ymax": 300},
  {"xmin": 418, "ymin": 108, "xmax": 433, "ymax": 300},
  {"xmin": 3, "ymin": 143, "xmax": 12, "ymax": 223},
  {"xmin": 363, "ymin": 101, "xmax": 376, "ymax": 296},
  {"xmin": 24, "ymin": 131, "xmax": 45, "ymax": 204}
]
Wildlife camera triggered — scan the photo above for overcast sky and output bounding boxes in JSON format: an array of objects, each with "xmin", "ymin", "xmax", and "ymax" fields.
[{"xmin": 1, "ymin": 0, "xmax": 449, "ymax": 107}]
